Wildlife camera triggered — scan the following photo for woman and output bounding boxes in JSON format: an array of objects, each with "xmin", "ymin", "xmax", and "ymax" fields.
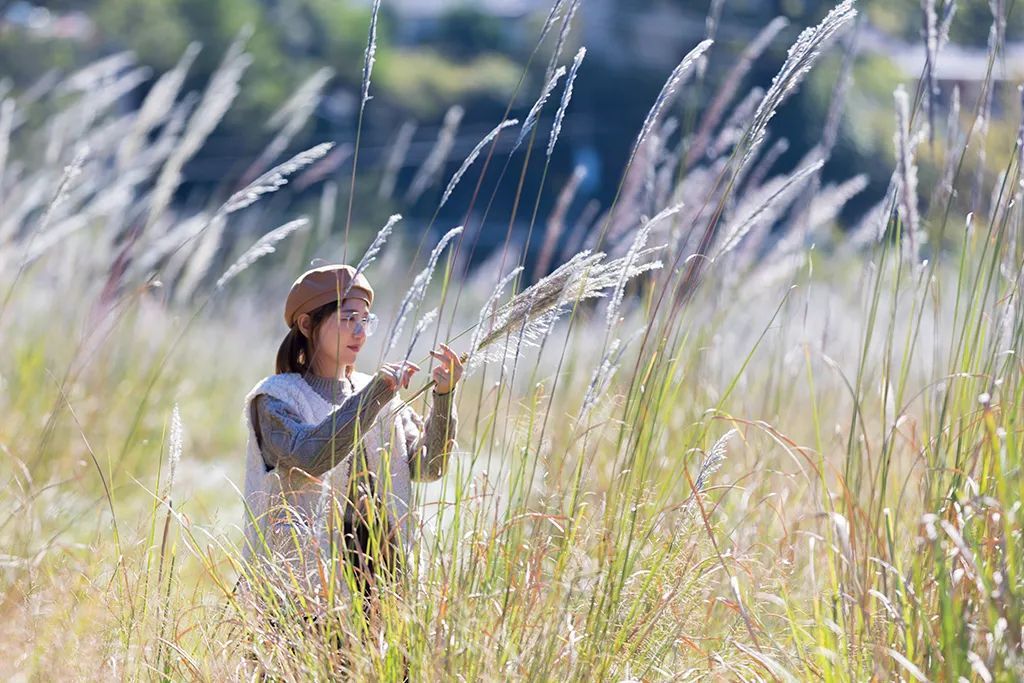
[{"xmin": 239, "ymin": 263, "xmax": 462, "ymax": 617}]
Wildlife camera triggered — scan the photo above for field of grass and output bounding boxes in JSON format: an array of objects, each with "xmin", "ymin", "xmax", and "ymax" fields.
[{"xmin": 1, "ymin": 1, "xmax": 1022, "ymax": 680}]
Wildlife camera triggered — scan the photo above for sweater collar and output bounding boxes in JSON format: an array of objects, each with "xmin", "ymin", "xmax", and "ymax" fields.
[{"xmin": 302, "ymin": 372, "xmax": 355, "ymax": 404}]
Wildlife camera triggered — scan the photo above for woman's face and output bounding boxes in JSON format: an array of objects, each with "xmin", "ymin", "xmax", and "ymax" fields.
[{"xmin": 300, "ymin": 297, "xmax": 370, "ymax": 376}]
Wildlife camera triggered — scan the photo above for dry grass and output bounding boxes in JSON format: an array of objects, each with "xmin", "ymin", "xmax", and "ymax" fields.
[{"xmin": 1, "ymin": 1, "xmax": 1023, "ymax": 680}]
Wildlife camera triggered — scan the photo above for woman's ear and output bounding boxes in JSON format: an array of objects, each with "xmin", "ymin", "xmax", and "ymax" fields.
[{"xmin": 297, "ymin": 313, "xmax": 313, "ymax": 339}]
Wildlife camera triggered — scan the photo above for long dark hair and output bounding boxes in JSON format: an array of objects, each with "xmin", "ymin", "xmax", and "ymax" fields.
[{"xmin": 275, "ymin": 300, "xmax": 341, "ymax": 374}]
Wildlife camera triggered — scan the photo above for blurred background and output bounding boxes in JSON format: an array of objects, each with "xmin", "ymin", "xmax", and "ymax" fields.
[{"xmin": 1, "ymin": 0, "xmax": 1022, "ymax": 272}]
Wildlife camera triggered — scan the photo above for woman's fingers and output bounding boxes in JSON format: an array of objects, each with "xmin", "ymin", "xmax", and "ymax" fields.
[
  {"xmin": 402, "ymin": 363, "xmax": 419, "ymax": 388},
  {"xmin": 381, "ymin": 360, "xmax": 420, "ymax": 389},
  {"xmin": 431, "ymin": 343, "xmax": 462, "ymax": 368},
  {"xmin": 427, "ymin": 344, "xmax": 463, "ymax": 392}
]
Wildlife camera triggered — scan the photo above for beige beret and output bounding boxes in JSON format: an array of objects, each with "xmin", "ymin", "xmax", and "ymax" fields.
[{"xmin": 284, "ymin": 264, "xmax": 374, "ymax": 327}]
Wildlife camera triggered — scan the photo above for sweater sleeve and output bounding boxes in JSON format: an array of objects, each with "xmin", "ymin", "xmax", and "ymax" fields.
[
  {"xmin": 251, "ymin": 373, "xmax": 396, "ymax": 478},
  {"xmin": 403, "ymin": 387, "xmax": 458, "ymax": 482}
]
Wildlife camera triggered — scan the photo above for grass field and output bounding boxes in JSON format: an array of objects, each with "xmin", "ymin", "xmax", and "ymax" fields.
[{"xmin": 1, "ymin": 0, "xmax": 1022, "ymax": 679}]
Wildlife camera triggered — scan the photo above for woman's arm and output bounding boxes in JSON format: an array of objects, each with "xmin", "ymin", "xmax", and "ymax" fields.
[
  {"xmin": 405, "ymin": 387, "xmax": 458, "ymax": 482},
  {"xmin": 252, "ymin": 373, "xmax": 396, "ymax": 478}
]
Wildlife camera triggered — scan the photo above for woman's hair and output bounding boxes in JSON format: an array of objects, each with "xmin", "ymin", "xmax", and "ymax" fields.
[{"xmin": 275, "ymin": 300, "xmax": 342, "ymax": 374}]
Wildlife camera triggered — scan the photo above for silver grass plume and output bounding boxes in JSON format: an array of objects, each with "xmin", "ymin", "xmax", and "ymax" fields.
[
  {"xmin": 846, "ymin": 173, "xmax": 899, "ymax": 252},
  {"xmin": 8, "ymin": 144, "xmax": 88, "ymax": 274},
  {"xmin": 46, "ymin": 65, "xmax": 150, "ymax": 164},
  {"xmin": 990, "ymin": 0, "xmax": 1006, "ymax": 56},
  {"xmin": 537, "ymin": 0, "xmax": 566, "ymax": 47},
  {"xmin": 216, "ymin": 217, "xmax": 309, "ymax": 289},
  {"xmin": 715, "ymin": 159, "xmax": 823, "ymax": 260},
  {"xmin": 606, "ymin": 202, "xmax": 683, "ymax": 329},
  {"xmin": 924, "ymin": 0, "xmax": 939, "ymax": 142},
  {"xmin": 709, "ymin": 87, "xmax": 765, "ymax": 158},
  {"xmin": 1016, "ymin": 85, "xmax": 1024, "ymax": 206},
  {"xmin": 174, "ymin": 215, "xmax": 226, "ymax": 302},
  {"xmin": 580, "ymin": 327, "xmax": 647, "ymax": 421},
  {"xmin": 545, "ymin": 0, "xmax": 581, "ymax": 82},
  {"xmin": 920, "ymin": 0, "xmax": 956, "ymax": 139},
  {"xmin": 243, "ymin": 67, "xmax": 333, "ymax": 185},
  {"xmin": 788, "ymin": 28, "xmax": 859, "ymax": 240},
  {"xmin": 269, "ymin": 68, "xmax": 332, "ymax": 131},
  {"xmin": 326, "ymin": 213, "xmax": 402, "ymax": 314},
  {"xmin": 378, "ymin": 120, "xmax": 417, "ymax": 199},
  {"xmin": 361, "ymin": 0, "xmax": 382, "ymax": 107},
  {"xmin": 146, "ymin": 93, "xmax": 194, "ymax": 172},
  {"xmin": 59, "ymin": 51, "xmax": 136, "ymax": 93},
  {"xmin": 757, "ymin": 173, "xmax": 868, "ymax": 270},
  {"xmin": 806, "ymin": 175, "xmax": 869, "ymax": 230},
  {"xmin": 41, "ymin": 145, "xmax": 88, "ymax": 230},
  {"xmin": 548, "ymin": 47, "xmax": 586, "ymax": 158},
  {"xmin": 742, "ymin": 0, "xmax": 856, "ymax": 167},
  {"xmin": 630, "ymin": 40, "xmax": 713, "ymax": 164},
  {"xmin": 163, "ymin": 404, "xmax": 184, "ymax": 501},
  {"xmin": 318, "ymin": 181, "xmax": 337, "ymax": 240},
  {"xmin": 441, "ymin": 119, "xmax": 519, "ymax": 208},
  {"xmin": 535, "ymin": 164, "xmax": 587, "ymax": 279},
  {"xmin": 745, "ymin": 137, "xmax": 790, "ymax": 191},
  {"xmin": 466, "ymin": 266, "xmax": 524, "ymax": 375},
  {"xmin": 466, "ymin": 249, "xmax": 664, "ymax": 373},
  {"xmin": 386, "ymin": 225, "xmax": 463, "ymax": 350},
  {"xmin": 405, "ymin": 307, "xmax": 439, "ymax": 362},
  {"xmin": 128, "ymin": 213, "xmax": 209, "ymax": 280},
  {"xmin": 406, "ymin": 105, "xmax": 464, "ymax": 203},
  {"xmin": 0, "ymin": 98, "xmax": 14, "ymax": 196},
  {"xmin": 940, "ymin": 85, "xmax": 961, "ymax": 198},
  {"xmin": 686, "ymin": 428, "xmax": 736, "ymax": 506},
  {"xmin": 580, "ymin": 338, "xmax": 622, "ymax": 419},
  {"xmin": 686, "ymin": 18, "xmax": 788, "ymax": 169},
  {"xmin": 147, "ymin": 28, "xmax": 251, "ymax": 230},
  {"xmin": 512, "ymin": 67, "xmax": 565, "ymax": 155},
  {"xmin": 119, "ymin": 43, "xmax": 199, "ymax": 169},
  {"xmin": 987, "ymin": 167, "xmax": 1011, "ymax": 228},
  {"xmin": 893, "ymin": 85, "xmax": 924, "ymax": 261},
  {"xmin": 970, "ymin": 21, "xmax": 997, "ymax": 212},
  {"xmin": 351, "ymin": 214, "xmax": 401, "ymax": 279},
  {"xmin": 820, "ymin": 30, "xmax": 858, "ymax": 158},
  {"xmin": 699, "ymin": 0, "xmax": 726, "ymax": 78},
  {"xmin": 224, "ymin": 142, "xmax": 335, "ymax": 213}
]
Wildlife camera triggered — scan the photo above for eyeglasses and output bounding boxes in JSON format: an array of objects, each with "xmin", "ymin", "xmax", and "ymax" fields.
[{"xmin": 335, "ymin": 311, "xmax": 379, "ymax": 336}]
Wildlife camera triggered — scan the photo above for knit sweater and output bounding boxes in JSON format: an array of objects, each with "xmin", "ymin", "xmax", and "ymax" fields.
[{"xmin": 240, "ymin": 370, "xmax": 457, "ymax": 573}]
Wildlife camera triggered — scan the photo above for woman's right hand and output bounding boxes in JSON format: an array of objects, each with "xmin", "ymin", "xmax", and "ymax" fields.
[{"xmin": 379, "ymin": 360, "xmax": 420, "ymax": 391}]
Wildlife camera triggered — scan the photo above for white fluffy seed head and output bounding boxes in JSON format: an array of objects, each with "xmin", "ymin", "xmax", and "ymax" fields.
[
  {"xmin": 165, "ymin": 404, "xmax": 184, "ymax": 499},
  {"xmin": 441, "ymin": 119, "xmax": 518, "ymax": 208},
  {"xmin": 216, "ymin": 217, "xmax": 309, "ymax": 289},
  {"xmin": 386, "ymin": 225, "xmax": 463, "ymax": 350},
  {"xmin": 514, "ymin": 68, "xmax": 565, "ymax": 155},
  {"xmin": 548, "ymin": 47, "xmax": 587, "ymax": 159},
  {"xmin": 223, "ymin": 142, "xmax": 334, "ymax": 214}
]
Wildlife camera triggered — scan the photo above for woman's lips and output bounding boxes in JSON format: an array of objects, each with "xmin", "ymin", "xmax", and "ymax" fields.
[{"xmin": 347, "ymin": 345, "xmax": 361, "ymax": 352}]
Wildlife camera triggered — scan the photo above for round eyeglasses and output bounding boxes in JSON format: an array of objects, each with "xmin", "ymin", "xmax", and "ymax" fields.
[{"xmin": 335, "ymin": 311, "xmax": 379, "ymax": 336}]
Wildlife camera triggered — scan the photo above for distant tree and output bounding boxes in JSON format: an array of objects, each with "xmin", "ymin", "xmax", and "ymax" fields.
[{"xmin": 435, "ymin": 7, "xmax": 509, "ymax": 61}]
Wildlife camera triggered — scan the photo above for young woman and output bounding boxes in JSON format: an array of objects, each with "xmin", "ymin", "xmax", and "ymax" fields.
[{"xmin": 239, "ymin": 263, "xmax": 462, "ymax": 614}]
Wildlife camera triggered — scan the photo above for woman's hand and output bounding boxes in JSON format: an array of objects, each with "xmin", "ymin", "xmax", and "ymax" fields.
[
  {"xmin": 379, "ymin": 360, "xmax": 420, "ymax": 391},
  {"xmin": 429, "ymin": 343, "xmax": 463, "ymax": 394}
]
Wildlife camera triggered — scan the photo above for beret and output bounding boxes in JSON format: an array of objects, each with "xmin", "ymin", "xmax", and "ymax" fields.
[{"xmin": 284, "ymin": 264, "xmax": 374, "ymax": 327}]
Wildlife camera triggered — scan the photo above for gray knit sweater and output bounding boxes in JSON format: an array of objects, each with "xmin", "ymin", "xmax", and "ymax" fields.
[
  {"xmin": 240, "ymin": 370, "xmax": 457, "ymax": 567},
  {"xmin": 251, "ymin": 372, "xmax": 457, "ymax": 480}
]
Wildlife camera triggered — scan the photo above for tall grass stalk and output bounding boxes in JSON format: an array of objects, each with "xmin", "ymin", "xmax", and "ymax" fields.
[{"xmin": 6, "ymin": 1, "xmax": 1024, "ymax": 679}]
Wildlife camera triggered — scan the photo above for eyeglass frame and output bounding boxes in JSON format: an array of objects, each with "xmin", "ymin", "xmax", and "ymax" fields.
[{"xmin": 332, "ymin": 310, "xmax": 379, "ymax": 336}]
